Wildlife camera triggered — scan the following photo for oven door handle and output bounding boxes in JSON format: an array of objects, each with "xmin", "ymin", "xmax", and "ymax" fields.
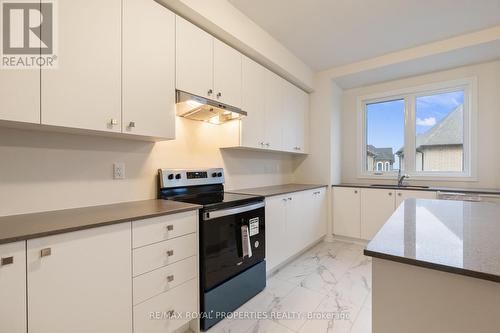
[{"xmin": 203, "ymin": 201, "xmax": 265, "ymax": 220}]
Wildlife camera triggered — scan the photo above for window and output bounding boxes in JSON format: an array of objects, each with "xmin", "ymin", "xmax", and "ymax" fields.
[
  {"xmin": 414, "ymin": 91, "xmax": 464, "ymax": 172},
  {"xmin": 365, "ymin": 99, "xmax": 404, "ymax": 173},
  {"xmin": 359, "ymin": 78, "xmax": 475, "ymax": 179}
]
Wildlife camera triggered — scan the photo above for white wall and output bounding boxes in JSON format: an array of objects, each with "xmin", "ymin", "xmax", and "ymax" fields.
[
  {"xmin": 341, "ymin": 59, "xmax": 500, "ymax": 189},
  {"xmin": 0, "ymin": 118, "xmax": 294, "ymax": 216}
]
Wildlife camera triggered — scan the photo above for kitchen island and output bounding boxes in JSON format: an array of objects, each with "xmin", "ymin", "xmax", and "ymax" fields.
[{"xmin": 364, "ymin": 198, "xmax": 500, "ymax": 333}]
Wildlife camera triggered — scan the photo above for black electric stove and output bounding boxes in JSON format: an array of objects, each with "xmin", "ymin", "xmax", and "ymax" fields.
[{"xmin": 158, "ymin": 168, "xmax": 267, "ymax": 331}]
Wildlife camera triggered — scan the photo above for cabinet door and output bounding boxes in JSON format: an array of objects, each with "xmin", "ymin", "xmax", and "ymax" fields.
[
  {"xmin": 41, "ymin": 0, "xmax": 121, "ymax": 132},
  {"xmin": 213, "ymin": 39, "xmax": 242, "ymax": 108},
  {"xmin": 265, "ymin": 195, "xmax": 288, "ymax": 272},
  {"xmin": 240, "ymin": 56, "xmax": 266, "ymax": 149},
  {"xmin": 283, "ymin": 82, "xmax": 308, "ymax": 153},
  {"xmin": 313, "ymin": 188, "xmax": 327, "ymax": 240},
  {"xmin": 286, "ymin": 191, "xmax": 307, "ymax": 256},
  {"xmin": 361, "ymin": 188, "xmax": 396, "ymax": 240},
  {"xmin": 175, "ymin": 16, "xmax": 213, "ymax": 99},
  {"xmin": 0, "ymin": 241, "xmax": 26, "ymax": 333},
  {"xmin": 27, "ymin": 223, "xmax": 132, "ymax": 333},
  {"xmin": 0, "ymin": 70, "xmax": 40, "ymax": 124},
  {"xmin": 122, "ymin": 0, "xmax": 175, "ymax": 139},
  {"xmin": 333, "ymin": 187, "xmax": 361, "ymax": 238},
  {"xmin": 395, "ymin": 190, "xmax": 436, "ymax": 208},
  {"xmin": 263, "ymin": 71, "xmax": 284, "ymax": 150}
]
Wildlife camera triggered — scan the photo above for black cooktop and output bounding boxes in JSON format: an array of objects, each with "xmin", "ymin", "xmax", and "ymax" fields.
[{"xmin": 160, "ymin": 184, "xmax": 263, "ymax": 211}]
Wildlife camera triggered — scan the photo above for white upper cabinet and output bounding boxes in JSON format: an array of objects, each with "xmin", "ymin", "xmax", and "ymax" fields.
[
  {"xmin": 122, "ymin": 0, "xmax": 175, "ymax": 139},
  {"xmin": 175, "ymin": 16, "xmax": 214, "ymax": 99},
  {"xmin": 240, "ymin": 56, "xmax": 266, "ymax": 149},
  {"xmin": 236, "ymin": 59, "xmax": 309, "ymax": 154},
  {"xmin": 41, "ymin": 0, "xmax": 122, "ymax": 132},
  {"xmin": 283, "ymin": 81, "xmax": 309, "ymax": 153},
  {"xmin": 0, "ymin": 241, "xmax": 26, "ymax": 333},
  {"xmin": 0, "ymin": 71, "xmax": 40, "ymax": 124},
  {"xmin": 176, "ymin": 16, "xmax": 242, "ymax": 108},
  {"xmin": 263, "ymin": 70, "xmax": 284, "ymax": 151},
  {"xmin": 213, "ymin": 39, "xmax": 242, "ymax": 108}
]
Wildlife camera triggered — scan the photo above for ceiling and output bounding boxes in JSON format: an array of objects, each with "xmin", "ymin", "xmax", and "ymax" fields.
[{"xmin": 229, "ymin": 0, "xmax": 500, "ymax": 71}]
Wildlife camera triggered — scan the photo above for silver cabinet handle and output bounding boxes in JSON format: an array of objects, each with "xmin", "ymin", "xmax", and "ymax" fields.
[
  {"xmin": 398, "ymin": 193, "xmax": 402, "ymax": 196},
  {"xmin": 166, "ymin": 225, "xmax": 174, "ymax": 231},
  {"xmin": 110, "ymin": 118, "xmax": 118, "ymax": 126},
  {"xmin": 1, "ymin": 256, "xmax": 14, "ymax": 265},
  {"xmin": 266, "ymin": 143, "xmax": 270, "ymax": 147},
  {"xmin": 389, "ymin": 192, "xmax": 393, "ymax": 196},
  {"xmin": 288, "ymin": 197, "xmax": 292, "ymax": 201},
  {"xmin": 354, "ymin": 190, "xmax": 358, "ymax": 194},
  {"xmin": 282, "ymin": 198, "xmax": 287, "ymax": 202},
  {"xmin": 167, "ymin": 275, "xmax": 174, "ymax": 282},
  {"xmin": 40, "ymin": 248, "xmax": 51, "ymax": 257},
  {"xmin": 207, "ymin": 89, "xmax": 213, "ymax": 96},
  {"xmin": 166, "ymin": 250, "xmax": 174, "ymax": 257},
  {"xmin": 128, "ymin": 121, "xmax": 135, "ymax": 128},
  {"xmin": 216, "ymin": 92, "xmax": 222, "ymax": 98},
  {"xmin": 259, "ymin": 142, "xmax": 264, "ymax": 146}
]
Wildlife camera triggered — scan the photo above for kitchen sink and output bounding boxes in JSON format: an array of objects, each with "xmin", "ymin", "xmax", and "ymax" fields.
[{"xmin": 369, "ymin": 184, "xmax": 430, "ymax": 189}]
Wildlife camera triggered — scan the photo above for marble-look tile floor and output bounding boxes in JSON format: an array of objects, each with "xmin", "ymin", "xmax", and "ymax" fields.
[{"xmin": 207, "ymin": 240, "xmax": 372, "ymax": 333}]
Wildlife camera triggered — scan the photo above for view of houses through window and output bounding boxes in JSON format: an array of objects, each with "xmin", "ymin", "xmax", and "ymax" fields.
[{"xmin": 365, "ymin": 90, "xmax": 465, "ymax": 174}]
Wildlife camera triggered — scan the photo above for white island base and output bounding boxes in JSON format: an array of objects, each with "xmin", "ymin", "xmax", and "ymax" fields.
[{"xmin": 372, "ymin": 258, "xmax": 500, "ymax": 333}]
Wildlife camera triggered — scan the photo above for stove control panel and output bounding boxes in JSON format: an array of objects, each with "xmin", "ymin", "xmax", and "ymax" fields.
[{"xmin": 159, "ymin": 168, "xmax": 224, "ymax": 188}]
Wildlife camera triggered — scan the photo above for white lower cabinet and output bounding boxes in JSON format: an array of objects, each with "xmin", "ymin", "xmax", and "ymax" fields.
[
  {"xmin": 133, "ymin": 255, "xmax": 197, "ymax": 305},
  {"xmin": 132, "ymin": 212, "xmax": 199, "ymax": 333},
  {"xmin": 0, "ymin": 241, "xmax": 26, "ymax": 333},
  {"xmin": 0, "ymin": 211, "xmax": 199, "ymax": 333},
  {"xmin": 134, "ymin": 278, "xmax": 197, "ymax": 333},
  {"xmin": 333, "ymin": 186, "xmax": 437, "ymax": 240},
  {"xmin": 361, "ymin": 189, "xmax": 396, "ymax": 240},
  {"xmin": 333, "ymin": 187, "xmax": 361, "ymax": 239},
  {"xmin": 395, "ymin": 189, "xmax": 436, "ymax": 207},
  {"xmin": 132, "ymin": 233, "xmax": 197, "ymax": 276},
  {"xmin": 265, "ymin": 188, "xmax": 327, "ymax": 273},
  {"xmin": 27, "ymin": 223, "xmax": 132, "ymax": 333},
  {"xmin": 265, "ymin": 194, "xmax": 288, "ymax": 273}
]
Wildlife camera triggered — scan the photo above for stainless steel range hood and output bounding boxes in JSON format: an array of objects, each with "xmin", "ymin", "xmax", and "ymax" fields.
[{"xmin": 176, "ymin": 90, "xmax": 247, "ymax": 125}]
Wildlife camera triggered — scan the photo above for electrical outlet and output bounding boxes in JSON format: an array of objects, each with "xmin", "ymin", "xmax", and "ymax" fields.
[{"xmin": 113, "ymin": 163, "xmax": 125, "ymax": 179}]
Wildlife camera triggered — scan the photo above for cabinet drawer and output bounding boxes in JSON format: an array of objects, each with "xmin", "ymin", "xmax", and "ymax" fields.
[
  {"xmin": 133, "ymin": 255, "xmax": 197, "ymax": 305},
  {"xmin": 132, "ymin": 211, "xmax": 197, "ymax": 248},
  {"xmin": 134, "ymin": 278, "xmax": 197, "ymax": 333},
  {"xmin": 133, "ymin": 233, "xmax": 196, "ymax": 276}
]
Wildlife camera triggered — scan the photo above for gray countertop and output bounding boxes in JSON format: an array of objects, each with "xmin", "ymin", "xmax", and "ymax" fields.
[
  {"xmin": 0, "ymin": 199, "xmax": 201, "ymax": 244},
  {"xmin": 364, "ymin": 198, "xmax": 500, "ymax": 283},
  {"xmin": 230, "ymin": 183, "xmax": 328, "ymax": 197},
  {"xmin": 334, "ymin": 183, "xmax": 500, "ymax": 195}
]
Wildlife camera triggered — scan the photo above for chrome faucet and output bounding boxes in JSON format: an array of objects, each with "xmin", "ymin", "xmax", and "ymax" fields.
[{"xmin": 397, "ymin": 169, "xmax": 410, "ymax": 187}]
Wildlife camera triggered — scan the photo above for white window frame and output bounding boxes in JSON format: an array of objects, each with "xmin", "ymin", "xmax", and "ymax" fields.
[{"xmin": 357, "ymin": 77, "xmax": 477, "ymax": 181}]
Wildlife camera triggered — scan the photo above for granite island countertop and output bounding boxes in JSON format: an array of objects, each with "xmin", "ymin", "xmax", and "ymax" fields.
[
  {"xmin": 0, "ymin": 199, "xmax": 201, "ymax": 244},
  {"xmin": 230, "ymin": 183, "xmax": 328, "ymax": 197},
  {"xmin": 364, "ymin": 198, "xmax": 500, "ymax": 283}
]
